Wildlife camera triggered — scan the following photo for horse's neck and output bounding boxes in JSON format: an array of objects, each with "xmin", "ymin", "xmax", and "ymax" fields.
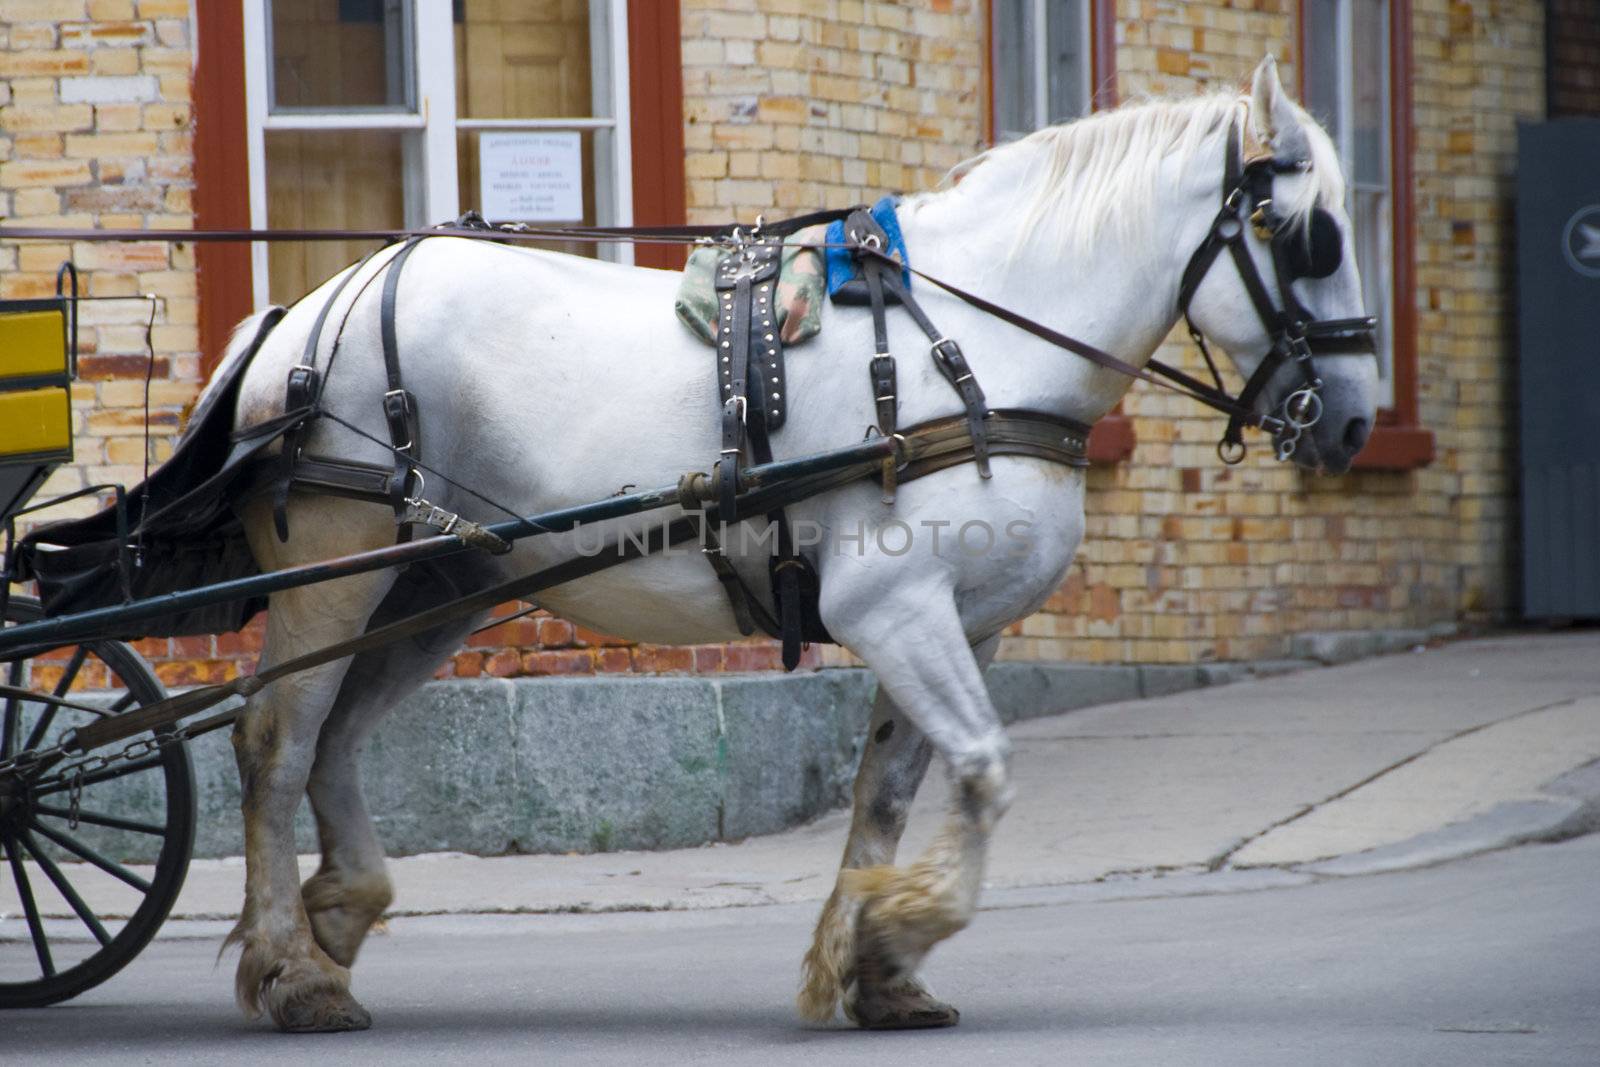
[{"xmin": 896, "ymin": 142, "xmax": 1208, "ymax": 423}]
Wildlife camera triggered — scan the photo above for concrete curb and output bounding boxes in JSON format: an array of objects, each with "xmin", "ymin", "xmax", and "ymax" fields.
[{"xmin": 1293, "ymin": 758, "xmax": 1600, "ymax": 878}]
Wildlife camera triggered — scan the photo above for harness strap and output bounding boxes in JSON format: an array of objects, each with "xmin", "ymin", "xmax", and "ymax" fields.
[
  {"xmin": 697, "ymin": 520, "xmax": 764, "ymax": 637},
  {"xmin": 380, "ymin": 238, "xmax": 426, "ymax": 538},
  {"xmin": 857, "ymin": 220, "xmax": 900, "ymax": 503},
  {"xmin": 271, "ymin": 248, "xmax": 386, "ymax": 543}
]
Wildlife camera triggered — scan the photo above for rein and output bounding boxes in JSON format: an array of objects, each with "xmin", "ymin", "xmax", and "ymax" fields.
[{"xmin": 0, "ymin": 204, "xmax": 1300, "ymax": 451}]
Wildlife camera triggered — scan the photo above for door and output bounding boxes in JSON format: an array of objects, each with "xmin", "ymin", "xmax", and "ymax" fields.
[{"xmin": 1517, "ymin": 118, "xmax": 1600, "ymax": 619}]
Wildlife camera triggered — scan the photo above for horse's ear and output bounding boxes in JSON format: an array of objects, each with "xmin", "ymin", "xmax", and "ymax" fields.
[{"xmin": 1248, "ymin": 55, "xmax": 1300, "ymax": 149}]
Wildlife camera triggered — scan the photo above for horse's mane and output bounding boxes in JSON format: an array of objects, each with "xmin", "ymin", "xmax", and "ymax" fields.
[{"xmin": 907, "ymin": 91, "xmax": 1346, "ymax": 256}]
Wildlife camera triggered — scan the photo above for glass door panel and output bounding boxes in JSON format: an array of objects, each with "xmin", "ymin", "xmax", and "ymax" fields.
[
  {"xmin": 269, "ymin": 0, "xmax": 413, "ymax": 110},
  {"xmin": 454, "ymin": 1, "xmax": 593, "ymax": 119},
  {"xmin": 452, "ymin": 0, "xmax": 617, "ymax": 258},
  {"xmin": 264, "ymin": 130, "xmax": 406, "ymax": 303}
]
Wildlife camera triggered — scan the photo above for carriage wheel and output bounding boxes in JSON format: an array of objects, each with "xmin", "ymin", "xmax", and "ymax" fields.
[{"xmin": 0, "ymin": 596, "xmax": 196, "ymax": 1009}]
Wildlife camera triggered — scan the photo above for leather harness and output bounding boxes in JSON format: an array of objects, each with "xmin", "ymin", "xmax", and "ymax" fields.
[{"xmin": 205, "ymin": 121, "xmax": 1373, "ymax": 671}]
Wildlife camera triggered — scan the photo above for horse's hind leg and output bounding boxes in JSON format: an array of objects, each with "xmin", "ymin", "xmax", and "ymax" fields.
[
  {"xmin": 227, "ymin": 501, "xmax": 398, "ymax": 1032},
  {"xmin": 302, "ymin": 567, "xmax": 490, "ymax": 967},
  {"xmin": 800, "ymin": 633, "xmax": 998, "ymax": 1023},
  {"xmin": 818, "ymin": 585, "xmax": 1012, "ymax": 1031},
  {"xmin": 798, "ymin": 634, "xmax": 1000, "ymax": 1027}
]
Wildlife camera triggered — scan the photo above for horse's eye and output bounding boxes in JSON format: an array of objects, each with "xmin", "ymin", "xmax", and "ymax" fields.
[{"xmin": 1280, "ymin": 208, "xmax": 1343, "ymax": 280}]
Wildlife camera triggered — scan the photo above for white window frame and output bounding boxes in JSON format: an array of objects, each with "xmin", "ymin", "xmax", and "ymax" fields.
[
  {"xmin": 1304, "ymin": 0, "xmax": 1395, "ymax": 408},
  {"xmin": 242, "ymin": 0, "xmax": 633, "ymax": 309},
  {"xmin": 992, "ymin": 0, "xmax": 1093, "ymax": 141}
]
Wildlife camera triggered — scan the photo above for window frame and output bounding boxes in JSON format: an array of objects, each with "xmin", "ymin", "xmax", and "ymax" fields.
[
  {"xmin": 985, "ymin": 0, "xmax": 1130, "ymax": 463},
  {"xmin": 1300, "ymin": 0, "xmax": 1433, "ymax": 469},
  {"xmin": 987, "ymin": 0, "xmax": 1116, "ymax": 142},
  {"xmin": 196, "ymin": 1, "xmax": 685, "ymax": 373},
  {"xmin": 241, "ymin": 0, "xmax": 635, "ymax": 308}
]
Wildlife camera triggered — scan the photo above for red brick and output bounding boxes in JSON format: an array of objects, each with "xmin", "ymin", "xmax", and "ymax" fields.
[
  {"xmin": 483, "ymin": 649, "xmax": 521, "ymax": 677},
  {"xmin": 630, "ymin": 645, "xmax": 695, "ymax": 674},
  {"xmin": 155, "ymin": 659, "xmax": 234, "ymax": 686},
  {"xmin": 594, "ymin": 648, "xmax": 631, "ymax": 672},
  {"xmin": 451, "ymin": 651, "xmax": 484, "ymax": 678},
  {"xmin": 1088, "ymin": 584, "xmax": 1120, "ymax": 623},
  {"xmin": 214, "ymin": 621, "xmax": 265, "ymax": 657},
  {"xmin": 520, "ymin": 649, "xmax": 592, "ymax": 676},
  {"xmin": 722, "ymin": 643, "xmax": 784, "ymax": 672},
  {"xmin": 536, "ymin": 618, "xmax": 576, "ymax": 647},
  {"xmin": 76, "ymin": 354, "xmax": 169, "ymax": 379},
  {"xmin": 692, "ymin": 645, "xmax": 725, "ymax": 672},
  {"xmin": 573, "ymin": 625, "xmax": 632, "ymax": 647},
  {"xmin": 169, "ymin": 634, "xmax": 211, "ymax": 657}
]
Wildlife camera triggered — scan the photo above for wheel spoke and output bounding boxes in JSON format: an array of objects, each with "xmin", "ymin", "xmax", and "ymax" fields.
[
  {"xmin": 27, "ymin": 819, "xmax": 151, "ymax": 893},
  {"xmin": 17, "ymin": 646, "xmax": 91, "ymax": 754},
  {"xmin": 4, "ymin": 836, "xmax": 56, "ymax": 977},
  {"xmin": 34, "ymin": 753, "xmax": 164, "ymax": 794},
  {"xmin": 2, "ymin": 658, "xmax": 21, "ymax": 758},
  {"xmin": 34, "ymin": 803, "xmax": 166, "ymax": 837},
  {"xmin": 109, "ymin": 691, "xmax": 138, "ymax": 714},
  {"xmin": 20, "ymin": 831, "xmax": 112, "ymax": 946},
  {"xmin": 51, "ymin": 646, "xmax": 90, "ymax": 699}
]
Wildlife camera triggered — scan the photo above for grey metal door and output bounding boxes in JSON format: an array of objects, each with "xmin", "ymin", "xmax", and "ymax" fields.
[{"xmin": 1517, "ymin": 119, "xmax": 1600, "ymax": 619}]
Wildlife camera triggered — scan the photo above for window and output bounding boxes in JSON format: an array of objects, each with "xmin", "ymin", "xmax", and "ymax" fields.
[
  {"xmin": 1302, "ymin": 0, "xmax": 1432, "ymax": 467},
  {"xmin": 992, "ymin": 0, "xmax": 1093, "ymax": 140},
  {"xmin": 1304, "ymin": 0, "xmax": 1393, "ymax": 406},
  {"xmin": 241, "ymin": 0, "xmax": 635, "ymax": 305}
]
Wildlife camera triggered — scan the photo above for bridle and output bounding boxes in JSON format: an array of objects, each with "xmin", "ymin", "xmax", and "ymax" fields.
[{"xmin": 1175, "ymin": 117, "xmax": 1378, "ymax": 463}]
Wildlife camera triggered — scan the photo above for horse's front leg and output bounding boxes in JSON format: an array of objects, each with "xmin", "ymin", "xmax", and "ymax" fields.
[
  {"xmin": 817, "ymin": 582, "xmax": 1012, "ymax": 1030},
  {"xmin": 799, "ymin": 634, "xmax": 1000, "ymax": 1026}
]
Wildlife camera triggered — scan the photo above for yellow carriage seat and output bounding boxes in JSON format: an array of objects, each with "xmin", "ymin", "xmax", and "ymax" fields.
[{"xmin": 0, "ymin": 303, "xmax": 73, "ymax": 518}]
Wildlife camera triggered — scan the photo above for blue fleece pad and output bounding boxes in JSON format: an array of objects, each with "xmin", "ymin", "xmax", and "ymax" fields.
[{"xmin": 825, "ymin": 196, "xmax": 912, "ymax": 296}]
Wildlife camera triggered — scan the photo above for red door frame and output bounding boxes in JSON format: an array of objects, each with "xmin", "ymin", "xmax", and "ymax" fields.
[{"xmin": 193, "ymin": 1, "xmax": 688, "ymax": 373}]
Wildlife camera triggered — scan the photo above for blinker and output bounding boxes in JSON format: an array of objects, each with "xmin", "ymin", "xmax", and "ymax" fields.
[{"xmin": 1278, "ymin": 207, "xmax": 1343, "ymax": 280}]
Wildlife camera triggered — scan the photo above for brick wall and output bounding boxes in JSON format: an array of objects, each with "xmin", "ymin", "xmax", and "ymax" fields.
[
  {"xmin": 678, "ymin": 0, "xmax": 987, "ymax": 220},
  {"xmin": 993, "ymin": 0, "xmax": 1544, "ymax": 666},
  {"xmin": 3, "ymin": 1, "xmax": 1540, "ymax": 684},
  {"xmin": 1, "ymin": 0, "xmax": 206, "ymax": 687}
]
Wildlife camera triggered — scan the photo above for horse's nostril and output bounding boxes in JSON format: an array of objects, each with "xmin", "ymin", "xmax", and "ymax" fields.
[{"xmin": 1343, "ymin": 417, "xmax": 1371, "ymax": 453}]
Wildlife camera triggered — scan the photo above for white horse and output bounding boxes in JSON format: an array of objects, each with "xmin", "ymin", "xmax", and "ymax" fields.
[{"xmin": 221, "ymin": 57, "xmax": 1375, "ymax": 1031}]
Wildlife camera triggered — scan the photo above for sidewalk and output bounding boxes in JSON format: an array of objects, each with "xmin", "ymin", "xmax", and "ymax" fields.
[{"xmin": 150, "ymin": 630, "xmax": 1600, "ymax": 922}]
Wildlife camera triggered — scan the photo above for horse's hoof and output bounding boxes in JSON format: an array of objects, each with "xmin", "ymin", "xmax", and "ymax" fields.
[
  {"xmin": 271, "ymin": 985, "xmax": 373, "ymax": 1033},
  {"xmin": 845, "ymin": 979, "xmax": 961, "ymax": 1030}
]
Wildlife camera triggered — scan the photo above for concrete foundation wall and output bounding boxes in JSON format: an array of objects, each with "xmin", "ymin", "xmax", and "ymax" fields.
[{"xmin": 94, "ymin": 659, "xmax": 1308, "ymax": 862}]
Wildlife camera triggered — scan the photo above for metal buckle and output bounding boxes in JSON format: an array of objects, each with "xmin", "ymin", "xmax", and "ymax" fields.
[{"xmin": 1249, "ymin": 200, "xmax": 1278, "ymax": 240}]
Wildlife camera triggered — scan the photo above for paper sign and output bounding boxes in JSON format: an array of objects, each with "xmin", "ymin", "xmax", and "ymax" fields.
[{"xmin": 478, "ymin": 132, "xmax": 584, "ymax": 222}]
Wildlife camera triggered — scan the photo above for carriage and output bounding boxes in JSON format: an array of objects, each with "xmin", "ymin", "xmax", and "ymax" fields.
[{"xmin": 1, "ymin": 62, "xmax": 1378, "ymax": 1030}]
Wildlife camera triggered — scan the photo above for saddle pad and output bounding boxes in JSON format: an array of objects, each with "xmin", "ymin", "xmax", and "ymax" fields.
[
  {"xmin": 673, "ymin": 224, "xmax": 828, "ymax": 347},
  {"xmin": 824, "ymin": 195, "xmax": 911, "ymax": 299}
]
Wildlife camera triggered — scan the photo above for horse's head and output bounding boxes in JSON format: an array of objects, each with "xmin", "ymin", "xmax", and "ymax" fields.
[{"xmin": 1179, "ymin": 56, "xmax": 1379, "ymax": 474}]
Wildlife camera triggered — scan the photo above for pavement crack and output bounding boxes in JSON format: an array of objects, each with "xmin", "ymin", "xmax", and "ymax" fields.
[{"xmin": 1207, "ymin": 695, "xmax": 1589, "ymax": 872}]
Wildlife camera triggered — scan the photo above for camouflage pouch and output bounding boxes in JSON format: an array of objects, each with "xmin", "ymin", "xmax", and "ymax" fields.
[{"xmin": 673, "ymin": 224, "xmax": 828, "ymax": 347}]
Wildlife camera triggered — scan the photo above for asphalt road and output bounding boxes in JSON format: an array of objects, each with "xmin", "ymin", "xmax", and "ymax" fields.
[{"xmin": 6, "ymin": 835, "xmax": 1599, "ymax": 1066}]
